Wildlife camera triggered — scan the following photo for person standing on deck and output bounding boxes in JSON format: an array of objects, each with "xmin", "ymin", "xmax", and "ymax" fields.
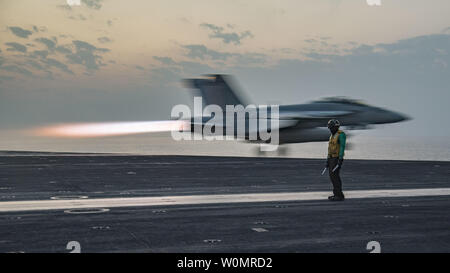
[{"xmin": 325, "ymin": 119, "xmax": 346, "ymax": 201}]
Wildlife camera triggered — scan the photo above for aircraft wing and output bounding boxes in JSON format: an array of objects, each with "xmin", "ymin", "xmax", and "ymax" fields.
[
  {"xmin": 189, "ymin": 118, "xmax": 298, "ymax": 132},
  {"xmin": 188, "ymin": 110, "xmax": 355, "ymax": 131},
  {"xmin": 276, "ymin": 110, "xmax": 356, "ymax": 129},
  {"xmin": 278, "ymin": 110, "xmax": 355, "ymax": 120}
]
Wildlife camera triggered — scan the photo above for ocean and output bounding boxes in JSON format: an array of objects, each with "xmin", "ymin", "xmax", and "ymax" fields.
[{"xmin": 0, "ymin": 131, "xmax": 449, "ymax": 161}]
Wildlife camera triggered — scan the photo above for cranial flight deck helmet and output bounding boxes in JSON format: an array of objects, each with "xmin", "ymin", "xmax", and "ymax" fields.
[{"xmin": 327, "ymin": 119, "xmax": 340, "ymax": 129}]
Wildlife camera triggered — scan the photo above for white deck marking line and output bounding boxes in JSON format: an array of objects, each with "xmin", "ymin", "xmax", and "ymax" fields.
[
  {"xmin": 252, "ymin": 228, "xmax": 269, "ymax": 232},
  {"xmin": 0, "ymin": 188, "xmax": 449, "ymax": 213}
]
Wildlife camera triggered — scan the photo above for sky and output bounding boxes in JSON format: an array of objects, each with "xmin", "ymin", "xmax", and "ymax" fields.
[{"xmin": 0, "ymin": 0, "xmax": 450, "ymax": 150}]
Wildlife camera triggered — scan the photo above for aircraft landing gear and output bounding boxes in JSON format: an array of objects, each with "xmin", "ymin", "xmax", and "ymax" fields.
[{"xmin": 253, "ymin": 145, "xmax": 289, "ymax": 157}]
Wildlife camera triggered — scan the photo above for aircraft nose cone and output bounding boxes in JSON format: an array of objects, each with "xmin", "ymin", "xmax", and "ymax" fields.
[{"xmin": 389, "ymin": 111, "xmax": 410, "ymax": 123}]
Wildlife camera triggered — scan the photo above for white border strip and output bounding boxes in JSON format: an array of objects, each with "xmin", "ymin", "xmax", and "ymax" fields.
[{"xmin": 1, "ymin": 188, "xmax": 449, "ymax": 212}]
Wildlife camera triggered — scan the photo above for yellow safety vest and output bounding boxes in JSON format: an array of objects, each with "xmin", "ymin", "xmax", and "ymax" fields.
[{"xmin": 328, "ymin": 130, "xmax": 342, "ymax": 158}]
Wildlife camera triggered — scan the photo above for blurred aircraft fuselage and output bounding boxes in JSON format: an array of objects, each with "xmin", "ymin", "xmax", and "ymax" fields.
[{"xmin": 182, "ymin": 75, "xmax": 409, "ymax": 145}]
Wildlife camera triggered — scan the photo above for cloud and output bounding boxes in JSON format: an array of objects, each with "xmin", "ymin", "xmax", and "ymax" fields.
[
  {"xmin": 234, "ymin": 52, "xmax": 266, "ymax": 65},
  {"xmin": 57, "ymin": 4, "xmax": 72, "ymax": 11},
  {"xmin": 5, "ymin": 42, "xmax": 27, "ymax": 53},
  {"xmin": 153, "ymin": 56, "xmax": 176, "ymax": 65},
  {"xmin": 148, "ymin": 46, "xmax": 267, "ymax": 87},
  {"xmin": 35, "ymin": 37, "xmax": 56, "ymax": 51},
  {"xmin": 150, "ymin": 60, "xmax": 213, "ymax": 86},
  {"xmin": 200, "ymin": 23, "xmax": 253, "ymax": 45},
  {"xmin": 8, "ymin": 26, "xmax": 33, "ymax": 38},
  {"xmin": 301, "ymin": 34, "xmax": 450, "ymax": 71},
  {"xmin": 65, "ymin": 40, "xmax": 109, "ymax": 70},
  {"xmin": 24, "ymin": 47, "xmax": 74, "ymax": 75},
  {"xmin": 0, "ymin": 75, "xmax": 14, "ymax": 82},
  {"xmin": 375, "ymin": 34, "xmax": 450, "ymax": 56},
  {"xmin": 178, "ymin": 61, "xmax": 213, "ymax": 76},
  {"xmin": 2, "ymin": 31, "xmax": 449, "ymax": 138},
  {"xmin": 150, "ymin": 54, "xmax": 220, "ymax": 85},
  {"xmin": 98, "ymin": 37, "xmax": 112, "ymax": 44},
  {"xmin": 182, "ymin": 44, "xmax": 232, "ymax": 60},
  {"xmin": 181, "ymin": 44, "xmax": 267, "ymax": 67},
  {"xmin": 245, "ymin": 34, "xmax": 450, "ymax": 136},
  {"xmin": 279, "ymin": 48, "xmax": 296, "ymax": 54},
  {"xmin": 26, "ymin": 59, "xmax": 44, "ymax": 70},
  {"xmin": 30, "ymin": 50, "xmax": 49, "ymax": 58},
  {"xmin": 1, "ymin": 30, "xmax": 111, "ymax": 79},
  {"xmin": 57, "ymin": 0, "xmax": 103, "ymax": 10},
  {"xmin": 42, "ymin": 58, "xmax": 73, "ymax": 74},
  {"xmin": 304, "ymin": 39, "xmax": 317, "ymax": 43},
  {"xmin": 4, "ymin": 45, "xmax": 73, "ymax": 76},
  {"xmin": 57, "ymin": 1, "xmax": 103, "ymax": 23},
  {"xmin": 82, "ymin": 0, "xmax": 103, "ymax": 10},
  {"xmin": 73, "ymin": 40, "xmax": 108, "ymax": 52},
  {"xmin": 55, "ymin": 45, "xmax": 72, "ymax": 55},
  {"xmin": 0, "ymin": 65, "xmax": 32, "ymax": 76},
  {"xmin": 38, "ymin": 26, "xmax": 48, "ymax": 33},
  {"xmin": 68, "ymin": 14, "xmax": 87, "ymax": 21}
]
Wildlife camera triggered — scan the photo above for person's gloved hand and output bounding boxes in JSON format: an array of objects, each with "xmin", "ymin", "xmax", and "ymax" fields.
[{"xmin": 338, "ymin": 158, "xmax": 344, "ymax": 169}]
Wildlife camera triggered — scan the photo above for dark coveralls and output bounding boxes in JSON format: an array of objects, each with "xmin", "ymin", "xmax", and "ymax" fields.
[{"xmin": 327, "ymin": 130, "xmax": 346, "ymax": 198}]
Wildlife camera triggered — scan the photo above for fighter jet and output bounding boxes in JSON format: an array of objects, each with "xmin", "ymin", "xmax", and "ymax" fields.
[
  {"xmin": 181, "ymin": 74, "xmax": 409, "ymax": 148},
  {"xmin": 34, "ymin": 74, "xmax": 409, "ymax": 152}
]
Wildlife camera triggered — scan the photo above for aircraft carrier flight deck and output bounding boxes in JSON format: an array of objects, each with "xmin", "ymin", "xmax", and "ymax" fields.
[{"xmin": 0, "ymin": 153, "xmax": 449, "ymax": 253}]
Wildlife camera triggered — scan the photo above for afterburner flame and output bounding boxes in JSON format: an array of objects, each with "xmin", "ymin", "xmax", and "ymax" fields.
[{"xmin": 33, "ymin": 120, "xmax": 190, "ymax": 138}]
